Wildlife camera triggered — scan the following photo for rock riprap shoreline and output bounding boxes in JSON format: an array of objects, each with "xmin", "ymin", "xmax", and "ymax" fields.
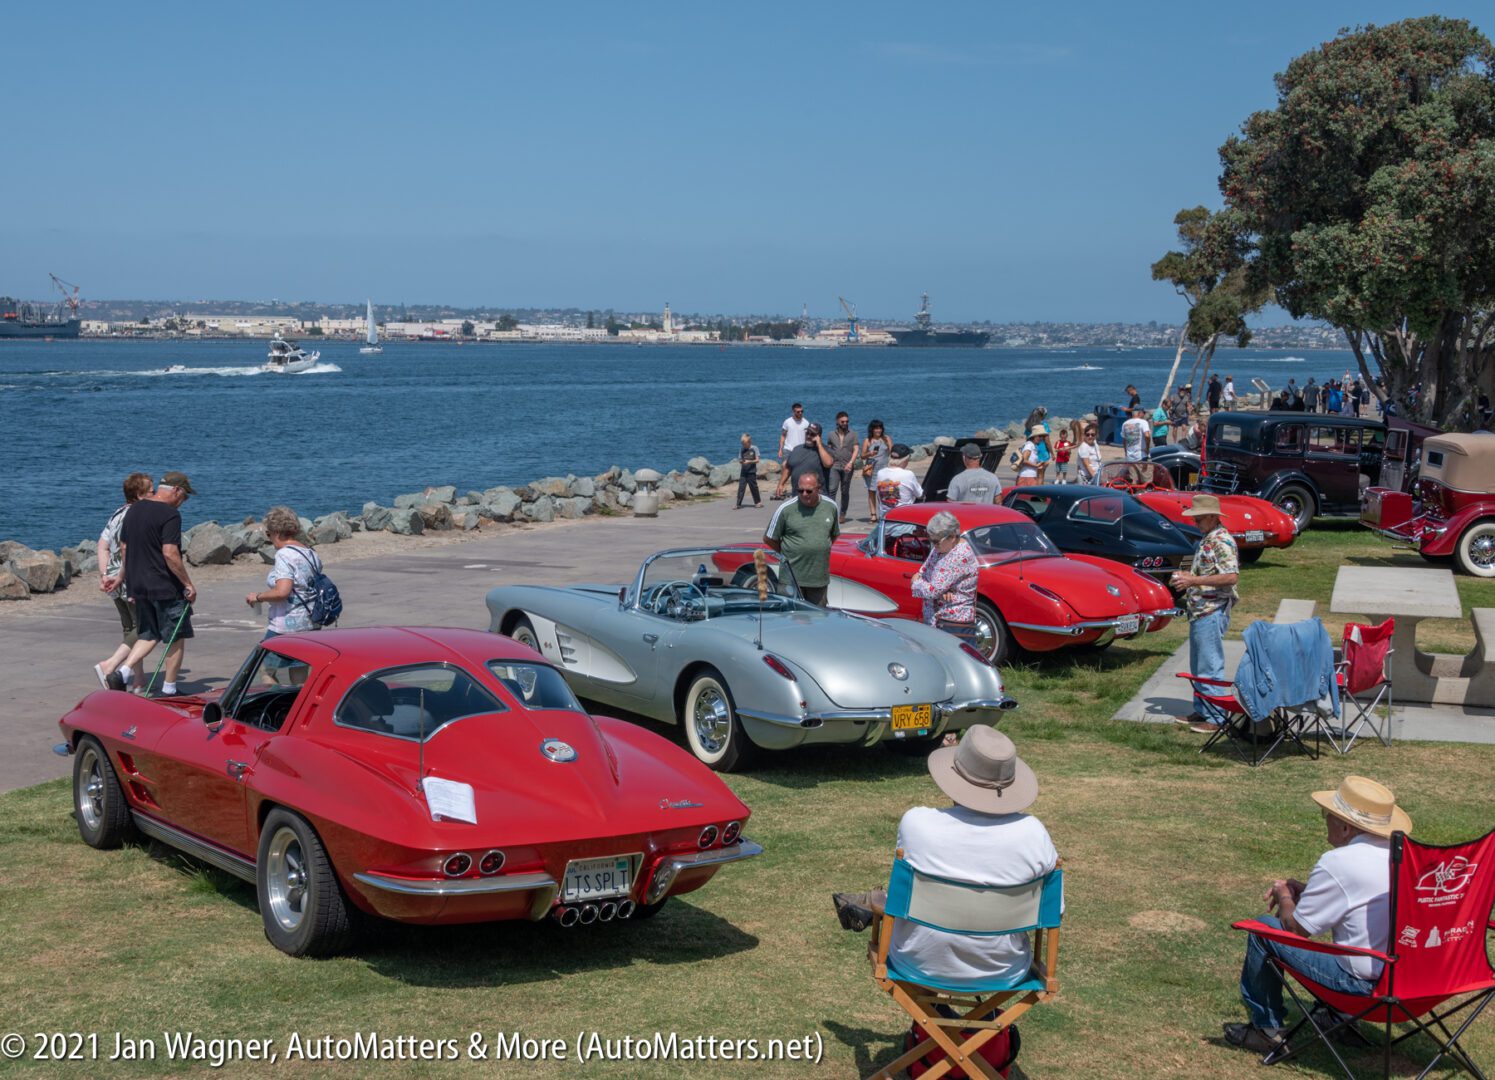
[{"xmin": 0, "ymin": 416, "xmax": 1085, "ymax": 600}]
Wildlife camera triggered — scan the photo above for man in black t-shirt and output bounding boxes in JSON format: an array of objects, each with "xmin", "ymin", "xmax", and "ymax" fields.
[{"xmin": 109, "ymin": 471, "xmax": 198, "ymax": 696}]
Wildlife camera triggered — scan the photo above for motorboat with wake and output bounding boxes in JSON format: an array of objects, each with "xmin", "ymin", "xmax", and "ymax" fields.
[{"xmin": 264, "ymin": 335, "xmax": 320, "ymax": 373}]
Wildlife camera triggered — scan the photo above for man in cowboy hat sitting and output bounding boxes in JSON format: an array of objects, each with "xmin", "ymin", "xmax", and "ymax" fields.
[
  {"xmin": 1170, "ymin": 494, "xmax": 1241, "ymax": 733},
  {"xmin": 833, "ymin": 727, "xmax": 1058, "ymax": 989},
  {"xmin": 1224, "ymin": 775, "xmax": 1412, "ymax": 1054}
]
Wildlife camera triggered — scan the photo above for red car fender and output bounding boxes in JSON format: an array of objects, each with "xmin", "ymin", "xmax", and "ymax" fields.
[
  {"xmin": 1061, "ymin": 552, "xmax": 1176, "ymax": 631},
  {"xmin": 1414, "ymin": 503, "xmax": 1495, "ymax": 556}
]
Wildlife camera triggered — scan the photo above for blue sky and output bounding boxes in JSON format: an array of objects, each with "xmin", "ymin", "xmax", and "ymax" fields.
[{"xmin": 4, "ymin": 2, "xmax": 1487, "ymax": 322}]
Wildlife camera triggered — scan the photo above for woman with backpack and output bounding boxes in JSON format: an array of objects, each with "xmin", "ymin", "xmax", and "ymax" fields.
[{"xmin": 245, "ymin": 505, "xmax": 325, "ymax": 638}]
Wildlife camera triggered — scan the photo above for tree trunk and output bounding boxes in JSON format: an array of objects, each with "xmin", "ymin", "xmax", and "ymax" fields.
[{"xmin": 1158, "ymin": 323, "xmax": 1189, "ymax": 407}]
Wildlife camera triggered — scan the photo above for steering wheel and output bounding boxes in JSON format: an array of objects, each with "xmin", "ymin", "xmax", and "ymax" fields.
[{"xmin": 647, "ymin": 580, "xmax": 707, "ymax": 619}]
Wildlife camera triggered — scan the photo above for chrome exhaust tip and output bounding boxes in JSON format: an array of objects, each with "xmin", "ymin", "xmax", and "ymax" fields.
[
  {"xmin": 597, "ymin": 900, "xmax": 618, "ymax": 922},
  {"xmin": 552, "ymin": 906, "xmax": 579, "ymax": 928},
  {"xmin": 578, "ymin": 903, "xmax": 600, "ymax": 926},
  {"xmin": 616, "ymin": 899, "xmax": 635, "ymax": 920}
]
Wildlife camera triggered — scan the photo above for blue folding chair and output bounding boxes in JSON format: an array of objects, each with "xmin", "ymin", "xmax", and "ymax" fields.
[{"xmin": 867, "ymin": 854, "xmax": 1064, "ymax": 1080}]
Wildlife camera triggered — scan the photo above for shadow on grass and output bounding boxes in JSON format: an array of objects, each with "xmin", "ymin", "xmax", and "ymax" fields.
[{"xmin": 360, "ymin": 897, "xmax": 758, "ymax": 987}]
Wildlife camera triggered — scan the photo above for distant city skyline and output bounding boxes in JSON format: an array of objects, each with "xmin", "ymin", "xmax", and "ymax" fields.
[{"xmin": 7, "ymin": 2, "xmax": 1488, "ymax": 323}]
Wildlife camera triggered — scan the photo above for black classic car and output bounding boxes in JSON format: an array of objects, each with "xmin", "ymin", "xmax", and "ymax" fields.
[{"xmin": 1000, "ymin": 484, "xmax": 1201, "ymax": 587}]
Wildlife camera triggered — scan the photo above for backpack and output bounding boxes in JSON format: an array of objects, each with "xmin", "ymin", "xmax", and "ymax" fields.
[
  {"xmin": 288, "ymin": 546, "xmax": 342, "ymax": 628},
  {"xmin": 904, "ymin": 1019, "xmax": 1019, "ymax": 1079}
]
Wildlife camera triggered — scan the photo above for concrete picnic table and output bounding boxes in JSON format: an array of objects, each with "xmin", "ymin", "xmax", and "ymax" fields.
[{"xmin": 1329, "ymin": 565, "xmax": 1492, "ymax": 707}]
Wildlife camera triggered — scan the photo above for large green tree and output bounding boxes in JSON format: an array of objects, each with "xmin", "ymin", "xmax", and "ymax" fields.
[
  {"xmin": 1219, "ymin": 16, "xmax": 1495, "ymax": 425},
  {"xmin": 1151, "ymin": 207, "xmax": 1266, "ymax": 406}
]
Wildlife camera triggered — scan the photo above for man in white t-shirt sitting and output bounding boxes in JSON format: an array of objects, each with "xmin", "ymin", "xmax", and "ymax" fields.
[
  {"xmin": 832, "ymin": 727, "xmax": 1058, "ymax": 991},
  {"xmin": 1225, "ymin": 776, "xmax": 1410, "ymax": 1054},
  {"xmin": 775, "ymin": 401, "xmax": 811, "ymax": 499},
  {"xmin": 1121, "ymin": 407, "xmax": 1151, "ymax": 462},
  {"xmin": 874, "ymin": 443, "xmax": 923, "ymax": 515}
]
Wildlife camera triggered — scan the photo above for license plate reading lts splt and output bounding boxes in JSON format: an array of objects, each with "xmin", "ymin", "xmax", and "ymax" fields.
[{"xmin": 563, "ymin": 856, "xmax": 632, "ymax": 902}]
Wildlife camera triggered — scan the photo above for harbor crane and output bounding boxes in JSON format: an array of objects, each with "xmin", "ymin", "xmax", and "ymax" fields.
[
  {"xmin": 838, "ymin": 296, "xmax": 859, "ymax": 343},
  {"xmin": 49, "ymin": 273, "xmax": 81, "ymax": 316}
]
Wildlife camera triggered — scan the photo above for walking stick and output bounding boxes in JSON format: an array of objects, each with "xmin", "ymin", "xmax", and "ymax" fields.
[{"xmin": 142, "ymin": 600, "xmax": 193, "ymax": 698}]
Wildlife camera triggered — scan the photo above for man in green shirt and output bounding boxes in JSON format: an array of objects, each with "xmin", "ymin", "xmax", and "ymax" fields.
[{"xmin": 764, "ymin": 471, "xmax": 840, "ymax": 606}]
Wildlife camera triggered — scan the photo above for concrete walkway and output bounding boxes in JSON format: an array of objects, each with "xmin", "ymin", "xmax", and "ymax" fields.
[
  {"xmin": 0, "ymin": 493, "xmax": 793, "ymax": 794},
  {"xmin": 1113, "ymin": 638, "xmax": 1495, "ymax": 745}
]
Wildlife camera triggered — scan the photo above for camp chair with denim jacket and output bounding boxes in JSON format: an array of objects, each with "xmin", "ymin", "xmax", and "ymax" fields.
[
  {"xmin": 1232, "ymin": 829, "xmax": 1495, "ymax": 1079},
  {"xmin": 1331, "ymin": 619, "xmax": 1395, "ymax": 754},
  {"xmin": 867, "ymin": 853, "xmax": 1063, "ymax": 1080}
]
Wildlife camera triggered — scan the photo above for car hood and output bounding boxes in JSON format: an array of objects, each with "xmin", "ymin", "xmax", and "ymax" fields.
[
  {"xmin": 713, "ymin": 609, "xmax": 955, "ymax": 709},
  {"xmin": 412, "ymin": 710, "xmax": 739, "ymax": 844},
  {"xmin": 1138, "ymin": 492, "xmax": 1287, "ymax": 534},
  {"xmin": 982, "ymin": 555, "xmax": 1139, "ymax": 620}
]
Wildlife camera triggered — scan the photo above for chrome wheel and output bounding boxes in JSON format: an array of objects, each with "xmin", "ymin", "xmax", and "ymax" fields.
[
  {"xmin": 691, "ymin": 684, "xmax": 731, "ymax": 755},
  {"xmin": 1272, "ymin": 485, "xmax": 1314, "ymax": 533},
  {"xmin": 264, "ymin": 827, "xmax": 308, "ymax": 934},
  {"xmin": 972, "ymin": 601, "xmax": 1010, "ymax": 664},
  {"xmin": 1458, "ymin": 523, "xmax": 1495, "ymax": 578},
  {"xmin": 77, "ymin": 746, "xmax": 105, "ymax": 833},
  {"xmin": 508, "ymin": 615, "xmax": 541, "ymax": 653}
]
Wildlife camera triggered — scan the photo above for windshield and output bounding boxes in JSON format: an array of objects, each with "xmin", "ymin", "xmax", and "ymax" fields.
[
  {"xmin": 1099, "ymin": 462, "xmax": 1175, "ymax": 490},
  {"xmin": 963, "ymin": 522, "xmax": 1061, "ymax": 559},
  {"xmin": 335, "ymin": 663, "xmax": 504, "ymax": 741},
  {"xmin": 1068, "ymin": 492, "xmax": 1159, "ymax": 525},
  {"xmin": 632, "ymin": 547, "xmax": 810, "ymax": 621}
]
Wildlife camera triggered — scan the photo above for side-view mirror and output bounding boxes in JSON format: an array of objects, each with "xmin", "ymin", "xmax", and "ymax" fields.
[{"xmin": 202, "ymin": 702, "xmax": 223, "ymax": 726}]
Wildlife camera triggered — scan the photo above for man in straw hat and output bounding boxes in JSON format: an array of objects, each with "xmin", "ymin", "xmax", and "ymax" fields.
[
  {"xmin": 1225, "ymin": 776, "xmax": 1411, "ymax": 1054},
  {"xmin": 1170, "ymin": 494, "xmax": 1241, "ymax": 733},
  {"xmin": 832, "ymin": 727, "xmax": 1058, "ymax": 989}
]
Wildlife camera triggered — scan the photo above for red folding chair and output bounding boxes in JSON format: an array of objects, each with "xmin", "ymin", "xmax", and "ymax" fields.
[
  {"xmin": 1233, "ymin": 829, "xmax": 1495, "ymax": 1079},
  {"xmin": 1332, "ymin": 619, "xmax": 1395, "ymax": 754},
  {"xmin": 1174, "ymin": 673, "xmax": 1324, "ymax": 767}
]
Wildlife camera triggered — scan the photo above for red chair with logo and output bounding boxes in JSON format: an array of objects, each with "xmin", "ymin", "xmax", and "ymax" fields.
[
  {"xmin": 1332, "ymin": 619, "xmax": 1395, "ymax": 754},
  {"xmin": 1233, "ymin": 829, "xmax": 1495, "ymax": 1079}
]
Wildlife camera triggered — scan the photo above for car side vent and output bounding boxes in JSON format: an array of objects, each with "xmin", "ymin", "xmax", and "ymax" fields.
[{"xmin": 555, "ymin": 631, "xmax": 579, "ymax": 665}]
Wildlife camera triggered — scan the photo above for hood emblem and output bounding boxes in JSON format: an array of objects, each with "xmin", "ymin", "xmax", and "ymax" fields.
[
  {"xmin": 660, "ymin": 798, "xmax": 703, "ymax": 810},
  {"xmin": 539, "ymin": 738, "xmax": 577, "ymax": 763},
  {"xmin": 888, "ymin": 663, "xmax": 908, "ymax": 681},
  {"xmin": 121, "ymin": 725, "xmax": 137, "ymax": 741},
  {"xmin": 1106, "ymin": 585, "xmax": 1121, "ymax": 597}
]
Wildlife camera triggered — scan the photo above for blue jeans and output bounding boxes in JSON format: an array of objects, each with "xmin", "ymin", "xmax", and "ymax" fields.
[
  {"xmin": 1189, "ymin": 606, "xmax": 1230, "ymax": 724},
  {"xmin": 1240, "ymin": 914, "xmax": 1375, "ymax": 1030}
]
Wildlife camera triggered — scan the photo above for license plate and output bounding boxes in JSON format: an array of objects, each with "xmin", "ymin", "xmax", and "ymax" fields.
[
  {"xmin": 1244, "ymin": 530, "xmax": 1265, "ymax": 543},
  {"xmin": 1114, "ymin": 615, "xmax": 1140, "ymax": 636},
  {"xmin": 562, "ymin": 856, "xmax": 633, "ymax": 902},
  {"xmin": 891, "ymin": 704, "xmax": 932, "ymax": 732}
]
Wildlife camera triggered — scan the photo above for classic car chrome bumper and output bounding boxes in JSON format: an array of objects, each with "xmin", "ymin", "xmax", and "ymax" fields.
[
  {"xmin": 1007, "ymin": 609, "xmax": 1180, "ymax": 637},
  {"xmin": 738, "ymin": 697, "xmax": 1017, "ymax": 750},
  {"xmin": 353, "ymin": 869, "xmax": 559, "ymax": 897},
  {"xmin": 645, "ymin": 838, "xmax": 765, "ymax": 902},
  {"xmin": 739, "ymin": 697, "xmax": 1016, "ymax": 730}
]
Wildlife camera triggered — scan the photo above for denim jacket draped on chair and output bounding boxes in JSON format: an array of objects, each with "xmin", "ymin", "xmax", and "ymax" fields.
[{"xmin": 1234, "ymin": 618, "xmax": 1340, "ymax": 723}]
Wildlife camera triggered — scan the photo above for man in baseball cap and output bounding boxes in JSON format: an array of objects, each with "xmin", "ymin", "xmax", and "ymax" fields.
[
  {"xmin": 945, "ymin": 442, "xmax": 1002, "ymax": 504},
  {"xmin": 833, "ymin": 727, "xmax": 1058, "ymax": 989},
  {"xmin": 1225, "ymin": 776, "xmax": 1411, "ymax": 1054}
]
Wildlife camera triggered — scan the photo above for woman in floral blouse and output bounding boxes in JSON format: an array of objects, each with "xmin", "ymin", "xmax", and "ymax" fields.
[{"xmin": 910, "ymin": 511, "xmax": 981, "ymax": 648}]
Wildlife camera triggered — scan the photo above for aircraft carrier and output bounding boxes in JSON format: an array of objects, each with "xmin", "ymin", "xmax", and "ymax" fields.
[{"xmin": 887, "ymin": 293, "xmax": 990, "ymax": 348}]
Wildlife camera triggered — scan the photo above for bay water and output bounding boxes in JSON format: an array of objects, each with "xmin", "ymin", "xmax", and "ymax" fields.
[{"xmin": 0, "ymin": 338, "xmax": 1354, "ymax": 551}]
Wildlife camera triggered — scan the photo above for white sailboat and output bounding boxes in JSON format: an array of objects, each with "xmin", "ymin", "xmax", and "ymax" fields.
[{"xmin": 358, "ymin": 299, "xmax": 383, "ymax": 354}]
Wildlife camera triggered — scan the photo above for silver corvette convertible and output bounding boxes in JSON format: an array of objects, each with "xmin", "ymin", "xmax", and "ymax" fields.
[{"xmin": 484, "ymin": 545, "xmax": 1016, "ymax": 771}]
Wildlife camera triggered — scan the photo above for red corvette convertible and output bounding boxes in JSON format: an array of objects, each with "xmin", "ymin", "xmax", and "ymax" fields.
[
  {"xmin": 824, "ymin": 504, "xmax": 1179, "ymax": 663},
  {"xmin": 1098, "ymin": 462, "xmax": 1297, "ymax": 563},
  {"xmin": 57, "ymin": 627, "xmax": 760, "ymax": 956}
]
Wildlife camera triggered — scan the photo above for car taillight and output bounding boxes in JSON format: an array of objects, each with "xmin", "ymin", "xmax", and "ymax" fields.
[
  {"xmin": 959, "ymin": 642, "xmax": 989, "ymax": 666},
  {"xmin": 478, "ymin": 850, "xmax": 506, "ymax": 875},
  {"xmin": 443, "ymin": 853, "xmax": 472, "ymax": 877},
  {"xmin": 722, "ymin": 821, "xmax": 741, "ymax": 845},
  {"xmin": 699, "ymin": 825, "xmax": 719, "ymax": 848},
  {"xmin": 762, "ymin": 654, "xmax": 797, "ymax": 681}
]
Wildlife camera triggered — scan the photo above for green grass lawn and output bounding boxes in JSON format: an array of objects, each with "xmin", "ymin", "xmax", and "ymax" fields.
[{"xmin": 1, "ymin": 528, "xmax": 1490, "ymax": 1078}]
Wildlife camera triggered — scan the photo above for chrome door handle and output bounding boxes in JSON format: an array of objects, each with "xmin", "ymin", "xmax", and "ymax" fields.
[
  {"xmin": 225, "ymin": 759, "xmax": 248, "ymax": 778},
  {"xmin": 642, "ymin": 633, "xmax": 659, "ymax": 645}
]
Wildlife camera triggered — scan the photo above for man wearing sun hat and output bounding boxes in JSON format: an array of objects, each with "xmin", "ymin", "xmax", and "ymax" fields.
[
  {"xmin": 1224, "ymin": 776, "xmax": 1411, "ymax": 1054},
  {"xmin": 1171, "ymin": 493, "xmax": 1241, "ymax": 733},
  {"xmin": 832, "ymin": 727, "xmax": 1058, "ymax": 989}
]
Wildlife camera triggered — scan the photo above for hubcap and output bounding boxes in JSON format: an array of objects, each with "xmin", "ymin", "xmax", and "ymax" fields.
[
  {"xmin": 692, "ymin": 685, "xmax": 730, "ymax": 755},
  {"xmin": 513, "ymin": 627, "xmax": 538, "ymax": 650},
  {"xmin": 78, "ymin": 749, "xmax": 104, "ymax": 831},
  {"xmin": 1470, "ymin": 530, "xmax": 1495, "ymax": 570},
  {"xmin": 266, "ymin": 827, "xmax": 308, "ymax": 933},
  {"xmin": 973, "ymin": 611, "xmax": 999, "ymax": 661}
]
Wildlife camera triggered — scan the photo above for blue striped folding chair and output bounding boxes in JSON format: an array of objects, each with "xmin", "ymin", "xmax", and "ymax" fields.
[{"xmin": 867, "ymin": 853, "xmax": 1064, "ymax": 1080}]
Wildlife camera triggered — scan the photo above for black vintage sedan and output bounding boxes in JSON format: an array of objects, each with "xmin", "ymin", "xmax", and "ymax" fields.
[{"xmin": 1000, "ymin": 484, "xmax": 1202, "ymax": 587}]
